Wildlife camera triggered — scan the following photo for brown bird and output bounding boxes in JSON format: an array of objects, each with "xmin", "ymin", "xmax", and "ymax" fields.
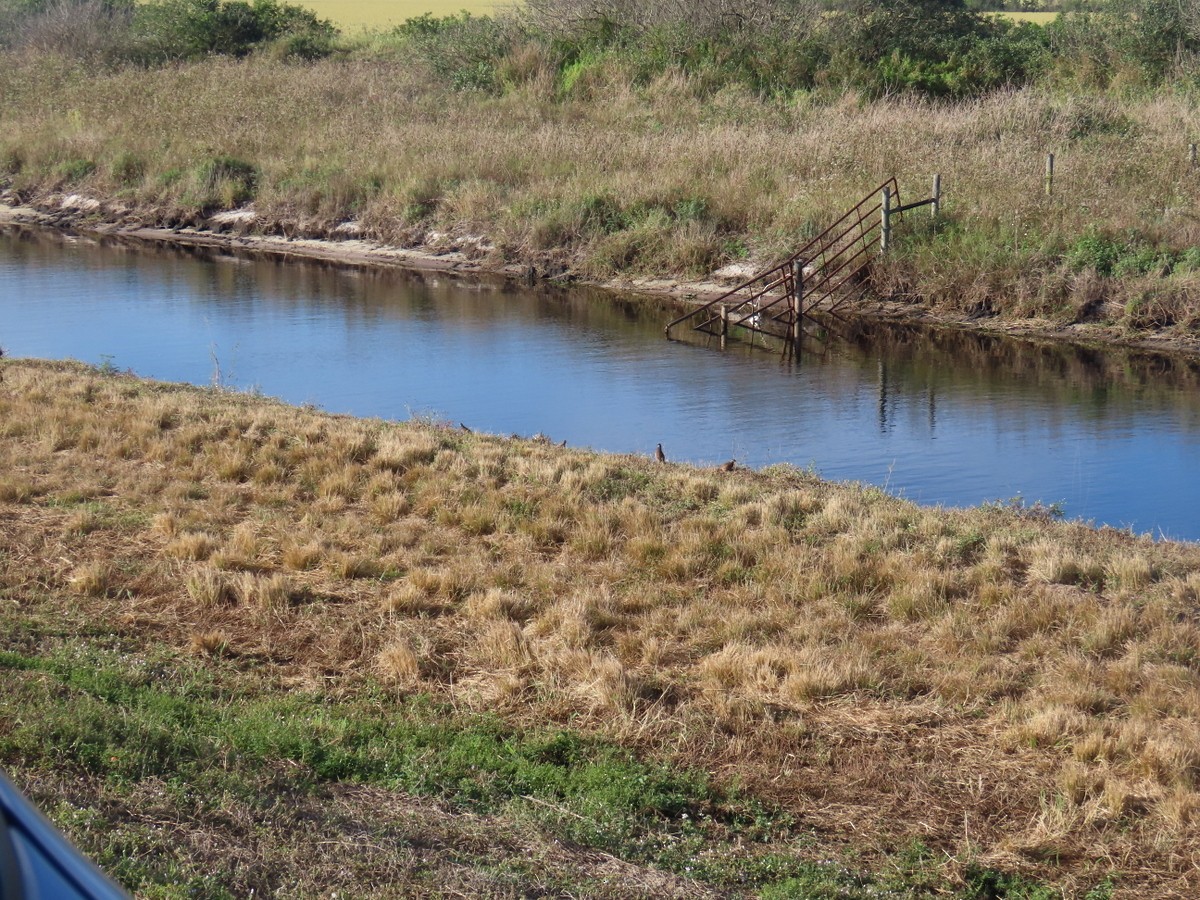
[
  {"xmin": 719, "ymin": 459, "xmax": 736, "ymax": 472},
  {"xmin": 655, "ymin": 443, "xmax": 666, "ymax": 463},
  {"xmin": 558, "ymin": 439, "xmax": 567, "ymax": 448},
  {"xmin": 459, "ymin": 422, "xmax": 472, "ymax": 433}
]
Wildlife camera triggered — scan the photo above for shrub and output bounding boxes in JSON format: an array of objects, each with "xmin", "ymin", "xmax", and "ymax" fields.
[
  {"xmin": 517, "ymin": 0, "xmax": 1047, "ymax": 97},
  {"xmin": 131, "ymin": 0, "xmax": 335, "ymax": 62},
  {"xmin": 1105, "ymin": 0, "xmax": 1200, "ymax": 80},
  {"xmin": 196, "ymin": 155, "xmax": 257, "ymax": 207},
  {"xmin": 1066, "ymin": 231, "xmax": 1180, "ymax": 278},
  {"xmin": 110, "ymin": 151, "xmax": 145, "ymax": 187},
  {"xmin": 393, "ymin": 13, "xmax": 520, "ymax": 93},
  {"xmin": 57, "ymin": 158, "xmax": 96, "ymax": 184},
  {"xmin": 266, "ymin": 27, "xmax": 333, "ymax": 61},
  {"xmin": 526, "ymin": 0, "xmax": 823, "ymax": 42},
  {"xmin": 1066, "ymin": 230, "xmax": 1124, "ymax": 276},
  {"xmin": 962, "ymin": 20, "xmax": 1053, "ymax": 89},
  {"xmin": 1177, "ymin": 247, "xmax": 1200, "ymax": 273},
  {"xmin": 822, "ymin": 0, "xmax": 1055, "ymax": 95}
]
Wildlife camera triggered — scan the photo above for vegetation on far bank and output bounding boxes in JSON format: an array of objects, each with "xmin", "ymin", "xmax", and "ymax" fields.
[
  {"xmin": 3, "ymin": 357, "xmax": 1199, "ymax": 896},
  {"xmin": 1, "ymin": 1, "xmax": 1199, "ymax": 340}
]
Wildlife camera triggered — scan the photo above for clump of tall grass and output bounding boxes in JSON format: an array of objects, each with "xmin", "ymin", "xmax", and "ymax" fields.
[{"xmin": 68, "ymin": 560, "xmax": 114, "ymax": 597}]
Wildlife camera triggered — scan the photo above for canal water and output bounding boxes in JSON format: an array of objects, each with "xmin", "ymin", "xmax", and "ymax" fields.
[{"xmin": 3, "ymin": 225, "xmax": 1199, "ymax": 541}]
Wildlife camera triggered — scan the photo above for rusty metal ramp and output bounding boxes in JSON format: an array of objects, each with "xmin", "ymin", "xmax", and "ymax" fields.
[{"xmin": 666, "ymin": 178, "xmax": 908, "ymax": 349}]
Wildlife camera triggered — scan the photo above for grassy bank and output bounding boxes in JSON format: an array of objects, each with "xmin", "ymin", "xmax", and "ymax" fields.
[
  {"xmin": 2, "ymin": 358, "xmax": 1199, "ymax": 896},
  {"xmin": 2, "ymin": 47, "xmax": 1200, "ymax": 343}
]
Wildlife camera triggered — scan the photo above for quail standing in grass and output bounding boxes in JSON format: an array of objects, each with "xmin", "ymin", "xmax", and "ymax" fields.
[
  {"xmin": 655, "ymin": 443, "xmax": 666, "ymax": 463},
  {"xmin": 719, "ymin": 459, "xmax": 736, "ymax": 472}
]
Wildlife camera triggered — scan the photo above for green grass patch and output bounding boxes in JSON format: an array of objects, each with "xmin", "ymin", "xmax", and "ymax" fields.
[
  {"xmin": 0, "ymin": 637, "xmax": 1067, "ymax": 898},
  {"xmin": 0, "ymin": 642, "xmax": 757, "ymax": 877}
]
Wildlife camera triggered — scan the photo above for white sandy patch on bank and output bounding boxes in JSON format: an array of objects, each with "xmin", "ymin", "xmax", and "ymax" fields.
[{"xmin": 209, "ymin": 208, "xmax": 258, "ymax": 225}]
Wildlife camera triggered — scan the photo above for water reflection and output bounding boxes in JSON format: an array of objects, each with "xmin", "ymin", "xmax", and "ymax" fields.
[{"xmin": 3, "ymin": 224, "xmax": 1198, "ymax": 540}]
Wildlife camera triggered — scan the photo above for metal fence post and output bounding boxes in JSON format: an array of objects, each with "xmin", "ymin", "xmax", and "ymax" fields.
[
  {"xmin": 880, "ymin": 187, "xmax": 891, "ymax": 254},
  {"xmin": 791, "ymin": 260, "xmax": 804, "ymax": 352}
]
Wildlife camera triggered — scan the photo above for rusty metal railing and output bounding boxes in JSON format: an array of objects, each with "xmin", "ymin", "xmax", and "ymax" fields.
[{"xmin": 665, "ymin": 178, "xmax": 901, "ymax": 343}]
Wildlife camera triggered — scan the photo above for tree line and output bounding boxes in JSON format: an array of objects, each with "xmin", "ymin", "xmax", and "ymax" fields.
[{"xmin": 1, "ymin": 0, "xmax": 1199, "ymax": 95}]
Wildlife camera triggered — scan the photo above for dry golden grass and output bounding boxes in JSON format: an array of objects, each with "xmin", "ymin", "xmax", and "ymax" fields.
[
  {"xmin": 3, "ymin": 357, "xmax": 1200, "ymax": 894},
  {"xmin": 68, "ymin": 560, "xmax": 113, "ymax": 597}
]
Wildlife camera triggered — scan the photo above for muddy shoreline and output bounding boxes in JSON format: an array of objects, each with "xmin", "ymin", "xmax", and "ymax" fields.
[{"xmin": 5, "ymin": 196, "xmax": 1200, "ymax": 360}]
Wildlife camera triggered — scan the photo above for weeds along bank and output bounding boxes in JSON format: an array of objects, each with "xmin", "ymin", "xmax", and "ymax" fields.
[
  {"xmin": 3, "ymin": 358, "xmax": 1200, "ymax": 896},
  {"xmin": 2, "ymin": 1, "xmax": 1200, "ymax": 343}
]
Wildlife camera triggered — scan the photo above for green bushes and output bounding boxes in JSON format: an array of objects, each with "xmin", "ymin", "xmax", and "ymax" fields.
[
  {"xmin": 755, "ymin": 3, "xmax": 1051, "ymax": 96},
  {"xmin": 385, "ymin": 0, "xmax": 1200, "ymax": 99},
  {"xmin": 391, "ymin": 12, "xmax": 524, "ymax": 93},
  {"xmin": 0, "ymin": 0, "xmax": 336, "ymax": 63},
  {"xmin": 391, "ymin": 1, "xmax": 1053, "ymax": 99},
  {"xmin": 5, "ymin": 0, "xmax": 1197, "ymax": 94},
  {"xmin": 1041, "ymin": 0, "xmax": 1200, "ymax": 87},
  {"xmin": 1103, "ymin": 0, "xmax": 1200, "ymax": 81},
  {"xmin": 4, "ymin": 0, "xmax": 1200, "ymax": 93},
  {"xmin": 132, "ymin": 0, "xmax": 336, "ymax": 62},
  {"xmin": 56, "ymin": 157, "xmax": 96, "ymax": 184},
  {"xmin": 1065, "ymin": 230, "xmax": 1195, "ymax": 278}
]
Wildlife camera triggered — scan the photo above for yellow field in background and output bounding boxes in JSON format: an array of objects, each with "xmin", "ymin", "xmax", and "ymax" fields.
[
  {"xmin": 993, "ymin": 10, "xmax": 1060, "ymax": 23},
  {"xmin": 136, "ymin": 2, "xmax": 1057, "ymax": 31},
  {"xmin": 300, "ymin": 0, "xmax": 507, "ymax": 29}
]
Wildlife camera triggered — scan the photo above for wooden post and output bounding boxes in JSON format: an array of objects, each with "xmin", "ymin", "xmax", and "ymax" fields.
[
  {"xmin": 791, "ymin": 260, "xmax": 804, "ymax": 354},
  {"xmin": 719, "ymin": 304, "xmax": 728, "ymax": 350},
  {"xmin": 1044, "ymin": 153, "xmax": 1055, "ymax": 196},
  {"xmin": 931, "ymin": 173, "xmax": 941, "ymax": 219},
  {"xmin": 880, "ymin": 186, "xmax": 891, "ymax": 254},
  {"xmin": 1190, "ymin": 143, "xmax": 1197, "ymax": 169}
]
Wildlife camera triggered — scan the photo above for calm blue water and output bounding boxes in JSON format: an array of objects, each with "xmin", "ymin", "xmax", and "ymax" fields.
[{"xmin": 3, "ymin": 225, "xmax": 1200, "ymax": 541}]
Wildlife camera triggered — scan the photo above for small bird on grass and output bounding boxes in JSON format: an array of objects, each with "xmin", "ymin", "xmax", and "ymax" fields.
[
  {"xmin": 459, "ymin": 423, "xmax": 472, "ymax": 433},
  {"xmin": 655, "ymin": 443, "xmax": 666, "ymax": 463},
  {"xmin": 719, "ymin": 459, "xmax": 736, "ymax": 472}
]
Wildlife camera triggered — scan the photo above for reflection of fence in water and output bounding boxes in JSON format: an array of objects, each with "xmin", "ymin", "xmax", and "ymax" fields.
[{"xmin": 853, "ymin": 320, "xmax": 1200, "ymax": 436}]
